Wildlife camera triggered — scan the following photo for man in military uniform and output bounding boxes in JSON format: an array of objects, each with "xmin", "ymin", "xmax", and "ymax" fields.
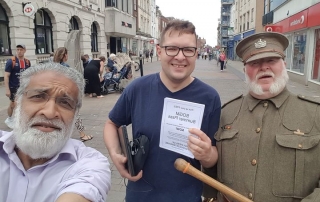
[{"xmin": 203, "ymin": 32, "xmax": 320, "ymax": 202}]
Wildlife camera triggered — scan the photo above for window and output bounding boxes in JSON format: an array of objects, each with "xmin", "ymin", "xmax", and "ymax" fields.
[
  {"xmin": 247, "ymin": 11, "xmax": 249, "ymax": 30},
  {"xmin": 106, "ymin": 0, "xmax": 117, "ymax": 7},
  {"xmin": 264, "ymin": 0, "xmax": 269, "ymax": 14},
  {"xmin": 251, "ymin": 8, "xmax": 254, "ymax": 22},
  {"xmin": 312, "ymin": 29, "xmax": 320, "ymax": 82},
  {"xmin": 121, "ymin": 0, "xmax": 128, "ymax": 12},
  {"xmin": 34, "ymin": 9, "xmax": 53, "ymax": 54},
  {"xmin": 235, "ymin": 19, "xmax": 237, "ymax": 31},
  {"xmin": 0, "ymin": 4, "xmax": 11, "ymax": 55},
  {"xmin": 134, "ymin": 0, "xmax": 137, "ymax": 10},
  {"xmin": 91, "ymin": 22, "xmax": 98, "ymax": 52},
  {"xmin": 291, "ymin": 31, "xmax": 307, "ymax": 74},
  {"xmin": 69, "ymin": 16, "xmax": 79, "ymax": 31}
]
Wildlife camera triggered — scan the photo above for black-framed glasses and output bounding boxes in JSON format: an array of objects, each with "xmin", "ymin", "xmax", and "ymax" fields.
[
  {"xmin": 160, "ymin": 46, "xmax": 197, "ymax": 57},
  {"xmin": 24, "ymin": 89, "xmax": 77, "ymax": 111}
]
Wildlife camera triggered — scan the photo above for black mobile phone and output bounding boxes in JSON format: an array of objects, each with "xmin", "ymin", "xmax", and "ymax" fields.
[{"xmin": 118, "ymin": 125, "xmax": 136, "ymax": 176}]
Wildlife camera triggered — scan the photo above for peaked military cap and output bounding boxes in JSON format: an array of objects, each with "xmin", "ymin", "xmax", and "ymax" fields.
[{"xmin": 236, "ymin": 32, "xmax": 289, "ymax": 64}]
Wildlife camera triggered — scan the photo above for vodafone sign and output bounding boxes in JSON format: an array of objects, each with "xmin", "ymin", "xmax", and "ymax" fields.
[
  {"xmin": 289, "ymin": 15, "xmax": 305, "ymax": 27},
  {"xmin": 287, "ymin": 9, "xmax": 308, "ymax": 31},
  {"xmin": 270, "ymin": 9, "xmax": 308, "ymax": 33},
  {"xmin": 265, "ymin": 25, "xmax": 282, "ymax": 33}
]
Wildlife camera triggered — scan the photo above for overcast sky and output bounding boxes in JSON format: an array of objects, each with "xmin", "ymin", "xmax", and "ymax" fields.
[{"xmin": 156, "ymin": 0, "xmax": 221, "ymax": 47}]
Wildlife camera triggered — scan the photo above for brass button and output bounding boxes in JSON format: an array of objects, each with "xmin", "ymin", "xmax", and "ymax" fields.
[
  {"xmin": 248, "ymin": 193, "xmax": 253, "ymax": 199},
  {"xmin": 298, "ymin": 144, "xmax": 303, "ymax": 149},
  {"xmin": 263, "ymin": 102, "xmax": 268, "ymax": 107},
  {"xmin": 251, "ymin": 159, "xmax": 257, "ymax": 166},
  {"xmin": 256, "ymin": 128, "xmax": 261, "ymax": 133}
]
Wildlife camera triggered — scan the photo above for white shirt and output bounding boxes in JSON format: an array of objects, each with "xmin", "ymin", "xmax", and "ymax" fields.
[{"xmin": 0, "ymin": 131, "xmax": 111, "ymax": 202}]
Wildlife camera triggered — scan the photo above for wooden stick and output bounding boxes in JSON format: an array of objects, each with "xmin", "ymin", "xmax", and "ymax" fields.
[{"xmin": 174, "ymin": 158, "xmax": 253, "ymax": 202}]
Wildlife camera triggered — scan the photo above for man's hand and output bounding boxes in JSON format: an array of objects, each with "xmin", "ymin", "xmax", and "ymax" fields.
[
  {"xmin": 110, "ymin": 152, "xmax": 143, "ymax": 181},
  {"xmin": 188, "ymin": 128, "xmax": 218, "ymax": 168},
  {"xmin": 5, "ymin": 89, "xmax": 10, "ymax": 97}
]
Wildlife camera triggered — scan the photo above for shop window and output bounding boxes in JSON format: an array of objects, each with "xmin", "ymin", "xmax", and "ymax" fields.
[
  {"xmin": 291, "ymin": 31, "xmax": 307, "ymax": 74},
  {"xmin": 34, "ymin": 10, "xmax": 53, "ymax": 54},
  {"xmin": 0, "ymin": 4, "xmax": 11, "ymax": 55},
  {"xmin": 285, "ymin": 33, "xmax": 293, "ymax": 70},
  {"xmin": 312, "ymin": 29, "xmax": 320, "ymax": 82},
  {"xmin": 91, "ymin": 22, "xmax": 98, "ymax": 52}
]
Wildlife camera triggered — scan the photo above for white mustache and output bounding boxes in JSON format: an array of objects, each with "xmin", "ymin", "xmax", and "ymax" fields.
[
  {"xmin": 255, "ymin": 71, "xmax": 275, "ymax": 80},
  {"xmin": 27, "ymin": 116, "xmax": 64, "ymax": 130}
]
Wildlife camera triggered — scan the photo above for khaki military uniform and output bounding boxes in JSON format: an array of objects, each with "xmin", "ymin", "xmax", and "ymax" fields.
[{"xmin": 204, "ymin": 88, "xmax": 320, "ymax": 202}]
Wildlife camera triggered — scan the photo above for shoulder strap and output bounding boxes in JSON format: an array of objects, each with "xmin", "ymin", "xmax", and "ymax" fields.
[
  {"xmin": 11, "ymin": 56, "xmax": 16, "ymax": 68},
  {"xmin": 24, "ymin": 58, "xmax": 30, "ymax": 67},
  {"xmin": 222, "ymin": 94, "xmax": 243, "ymax": 108},
  {"xmin": 297, "ymin": 94, "xmax": 320, "ymax": 105}
]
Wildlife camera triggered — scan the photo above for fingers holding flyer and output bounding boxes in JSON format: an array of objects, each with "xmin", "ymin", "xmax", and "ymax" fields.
[{"xmin": 188, "ymin": 128, "xmax": 218, "ymax": 168}]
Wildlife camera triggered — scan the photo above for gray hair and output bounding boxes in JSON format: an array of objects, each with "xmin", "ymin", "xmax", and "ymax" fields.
[{"xmin": 16, "ymin": 62, "xmax": 85, "ymax": 109}]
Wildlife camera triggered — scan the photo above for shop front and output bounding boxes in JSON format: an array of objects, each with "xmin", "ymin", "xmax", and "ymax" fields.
[{"xmin": 266, "ymin": 3, "xmax": 320, "ymax": 86}]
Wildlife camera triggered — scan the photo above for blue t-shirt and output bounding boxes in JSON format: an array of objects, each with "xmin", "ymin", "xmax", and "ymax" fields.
[
  {"xmin": 109, "ymin": 73, "xmax": 221, "ymax": 202},
  {"xmin": 5, "ymin": 57, "xmax": 31, "ymax": 88}
]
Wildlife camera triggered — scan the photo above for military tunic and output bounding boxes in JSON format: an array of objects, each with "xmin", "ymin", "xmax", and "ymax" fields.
[{"xmin": 204, "ymin": 88, "xmax": 320, "ymax": 202}]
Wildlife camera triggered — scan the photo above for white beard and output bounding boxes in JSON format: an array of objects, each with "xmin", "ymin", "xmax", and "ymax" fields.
[
  {"xmin": 245, "ymin": 65, "xmax": 289, "ymax": 96},
  {"xmin": 12, "ymin": 104, "xmax": 76, "ymax": 160}
]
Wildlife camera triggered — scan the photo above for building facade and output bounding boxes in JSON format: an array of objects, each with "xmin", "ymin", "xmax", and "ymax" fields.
[
  {"xmin": 219, "ymin": 0, "xmax": 233, "ymax": 58},
  {"xmin": 265, "ymin": 0, "xmax": 320, "ymax": 88},
  {"xmin": 231, "ymin": 0, "xmax": 258, "ymax": 60},
  {"xmin": 132, "ymin": 0, "xmax": 152, "ymax": 56},
  {"xmin": 0, "ymin": 0, "xmax": 136, "ymax": 80},
  {"xmin": 105, "ymin": 0, "xmax": 136, "ymax": 55}
]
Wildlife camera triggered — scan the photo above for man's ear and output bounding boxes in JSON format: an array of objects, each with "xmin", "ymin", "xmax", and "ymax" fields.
[{"xmin": 156, "ymin": 44, "xmax": 161, "ymax": 56}]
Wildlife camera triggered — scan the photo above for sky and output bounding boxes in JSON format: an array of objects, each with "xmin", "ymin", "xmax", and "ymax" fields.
[{"xmin": 156, "ymin": 0, "xmax": 221, "ymax": 47}]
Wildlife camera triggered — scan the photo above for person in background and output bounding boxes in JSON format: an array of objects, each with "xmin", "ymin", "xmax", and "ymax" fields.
[
  {"xmin": 203, "ymin": 32, "xmax": 320, "ymax": 202},
  {"xmin": 218, "ymin": 51, "xmax": 226, "ymax": 72},
  {"xmin": 53, "ymin": 47, "xmax": 93, "ymax": 142},
  {"xmin": 150, "ymin": 49, "xmax": 154, "ymax": 62},
  {"xmin": 145, "ymin": 49, "xmax": 150, "ymax": 62},
  {"xmin": 81, "ymin": 54, "xmax": 92, "ymax": 69},
  {"xmin": 84, "ymin": 56, "xmax": 105, "ymax": 98},
  {"xmin": 0, "ymin": 63, "xmax": 111, "ymax": 202},
  {"xmin": 107, "ymin": 53, "xmax": 118, "ymax": 74},
  {"xmin": 104, "ymin": 19, "xmax": 221, "ymax": 202},
  {"xmin": 4, "ymin": 44, "xmax": 31, "ymax": 129}
]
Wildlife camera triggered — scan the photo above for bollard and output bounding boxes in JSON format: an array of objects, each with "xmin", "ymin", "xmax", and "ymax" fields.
[{"xmin": 139, "ymin": 55, "xmax": 144, "ymax": 77}]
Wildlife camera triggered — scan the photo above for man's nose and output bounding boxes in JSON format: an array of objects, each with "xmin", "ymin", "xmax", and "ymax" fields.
[
  {"xmin": 175, "ymin": 49, "xmax": 186, "ymax": 59},
  {"xmin": 260, "ymin": 61, "xmax": 270, "ymax": 71},
  {"xmin": 40, "ymin": 99, "xmax": 60, "ymax": 119}
]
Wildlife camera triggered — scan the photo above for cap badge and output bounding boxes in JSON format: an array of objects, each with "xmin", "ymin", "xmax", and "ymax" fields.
[{"xmin": 255, "ymin": 39, "xmax": 267, "ymax": 49}]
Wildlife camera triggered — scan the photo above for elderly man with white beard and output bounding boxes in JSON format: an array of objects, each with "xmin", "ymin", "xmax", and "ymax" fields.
[
  {"xmin": 202, "ymin": 32, "xmax": 320, "ymax": 202},
  {"xmin": 0, "ymin": 63, "xmax": 111, "ymax": 202}
]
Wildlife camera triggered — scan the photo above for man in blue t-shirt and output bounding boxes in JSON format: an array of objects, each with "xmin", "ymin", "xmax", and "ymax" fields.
[
  {"xmin": 4, "ymin": 44, "xmax": 31, "ymax": 129},
  {"xmin": 104, "ymin": 20, "xmax": 221, "ymax": 202}
]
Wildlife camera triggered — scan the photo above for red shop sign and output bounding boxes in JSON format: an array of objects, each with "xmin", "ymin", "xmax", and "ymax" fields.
[
  {"xmin": 265, "ymin": 25, "xmax": 282, "ymax": 33},
  {"xmin": 287, "ymin": 9, "xmax": 308, "ymax": 32}
]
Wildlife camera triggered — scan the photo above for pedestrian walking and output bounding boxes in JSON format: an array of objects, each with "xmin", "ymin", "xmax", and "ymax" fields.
[
  {"xmin": 4, "ymin": 44, "xmax": 31, "ymax": 129},
  {"xmin": 150, "ymin": 49, "xmax": 154, "ymax": 62}
]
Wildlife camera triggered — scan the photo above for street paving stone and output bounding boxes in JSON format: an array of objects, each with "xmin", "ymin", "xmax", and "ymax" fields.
[{"xmin": 0, "ymin": 58, "xmax": 319, "ymax": 202}]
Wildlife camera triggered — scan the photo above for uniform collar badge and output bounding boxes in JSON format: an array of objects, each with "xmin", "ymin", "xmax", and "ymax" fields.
[{"xmin": 255, "ymin": 39, "xmax": 267, "ymax": 49}]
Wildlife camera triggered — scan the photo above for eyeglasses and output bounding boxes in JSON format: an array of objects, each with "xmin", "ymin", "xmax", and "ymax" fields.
[
  {"xmin": 160, "ymin": 46, "xmax": 197, "ymax": 57},
  {"xmin": 24, "ymin": 90, "xmax": 77, "ymax": 111}
]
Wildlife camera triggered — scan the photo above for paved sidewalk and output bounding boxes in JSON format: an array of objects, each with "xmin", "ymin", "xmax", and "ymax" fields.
[{"xmin": 0, "ymin": 58, "xmax": 319, "ymax": 202}]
